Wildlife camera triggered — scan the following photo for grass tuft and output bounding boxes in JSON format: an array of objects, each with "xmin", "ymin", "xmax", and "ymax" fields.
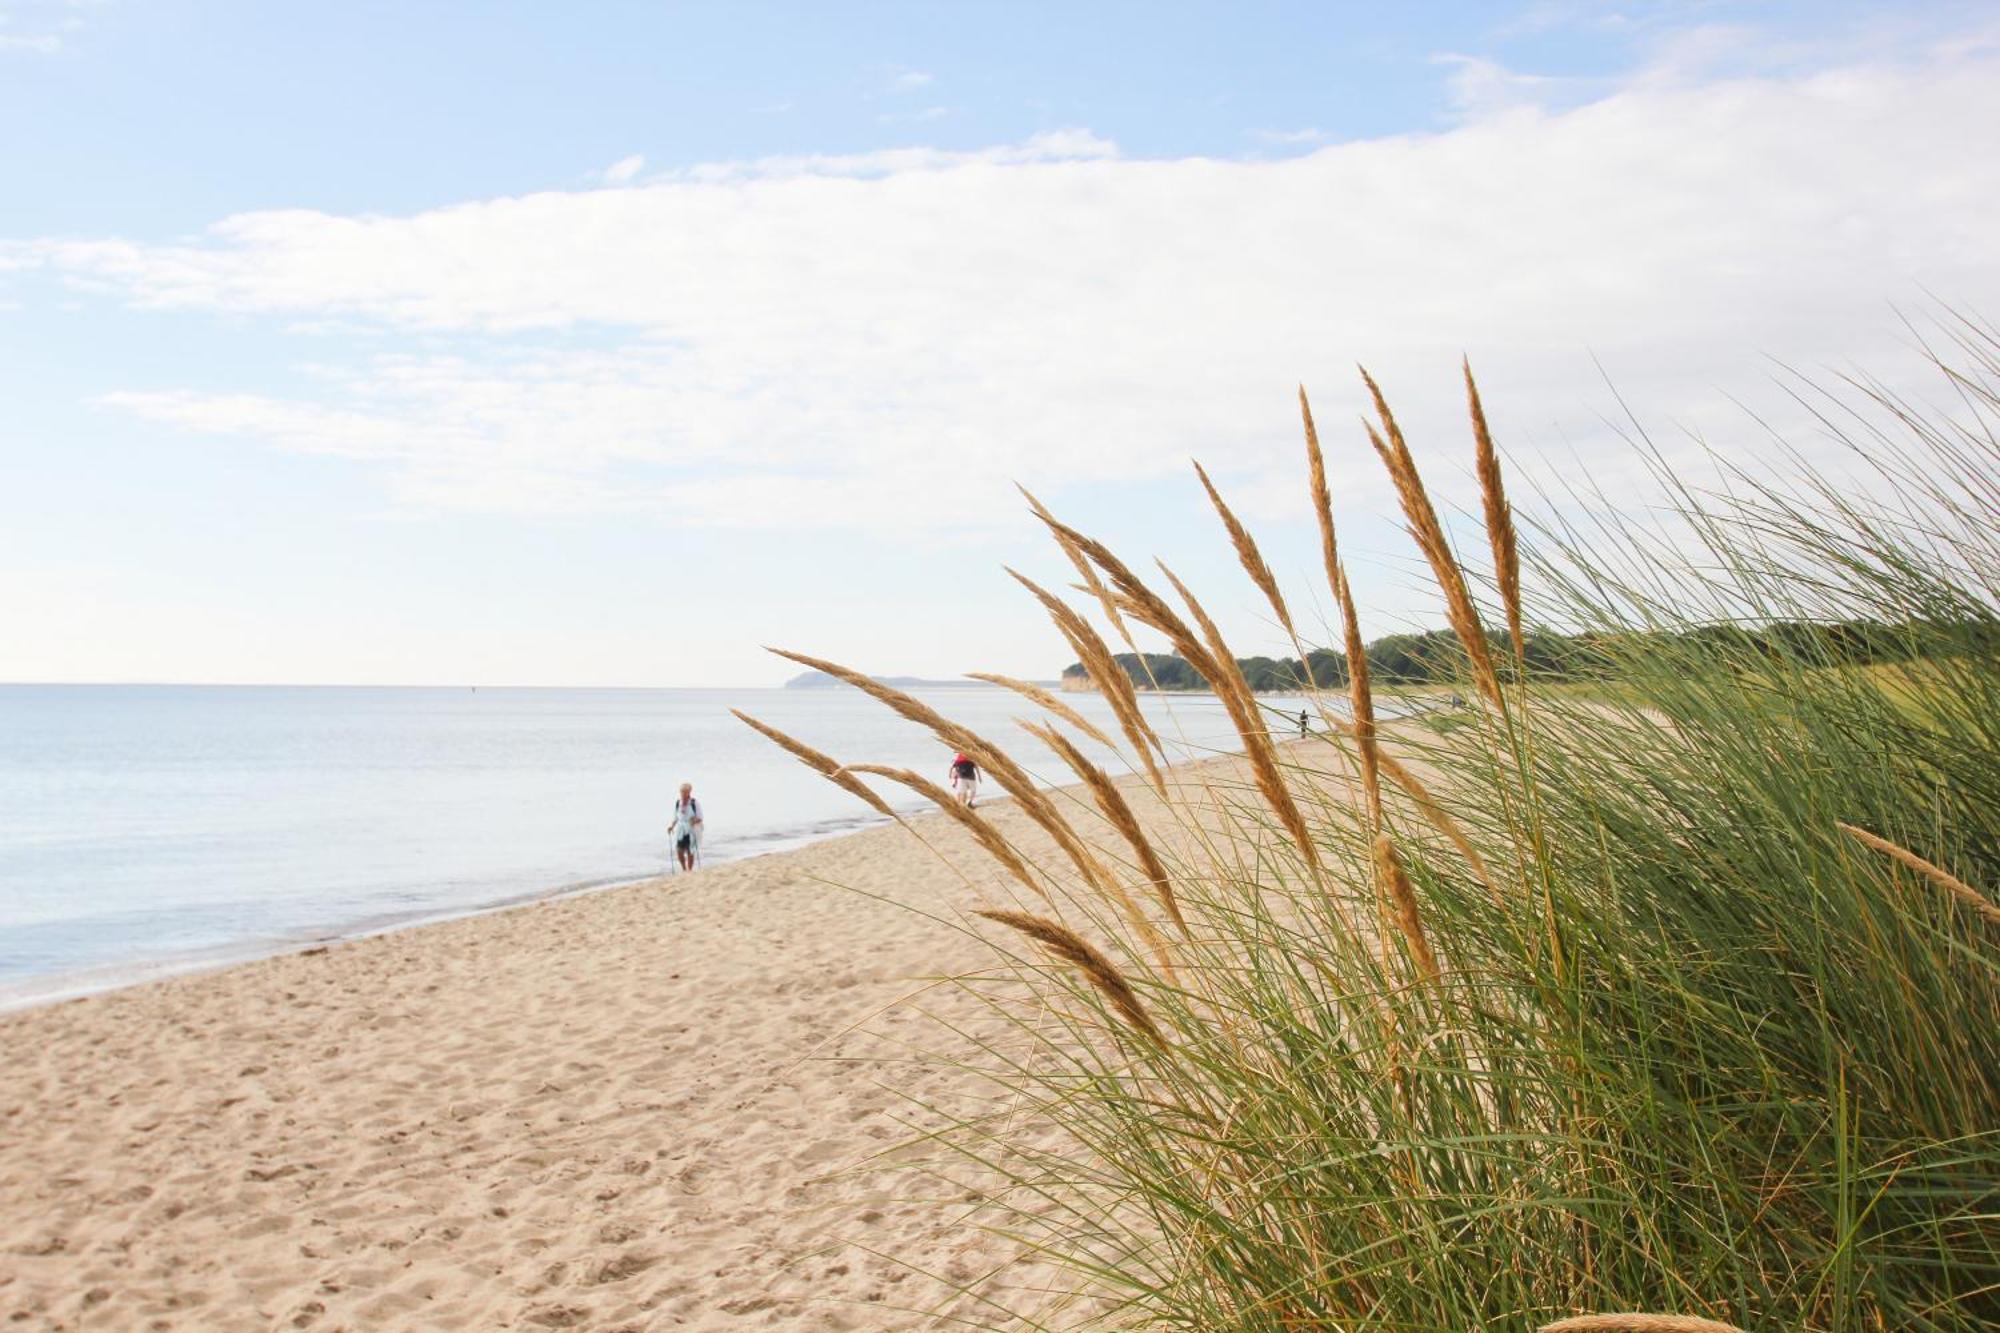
[
  {"xmin": 757, "ymin": 331, "xmax": 2000, "ymax": 1329},
  {"xmin": 976, "ymin": 909, "xmax": 1167, "ymax": 1048}
]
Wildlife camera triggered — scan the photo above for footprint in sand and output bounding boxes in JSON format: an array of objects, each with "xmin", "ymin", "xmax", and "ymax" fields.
[
  {"xmin": 587, "ymin": 1250, "xmax": 657, "ymax": 1284},
  {"xmin": 524, "ymin": 1303, "xmax": 592, "ymax": 1327}
]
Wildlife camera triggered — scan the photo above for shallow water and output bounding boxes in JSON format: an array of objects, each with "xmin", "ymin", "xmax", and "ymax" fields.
[{"xmin": 0, "ymin": 683, "xmax": 1308, "ymax": 1000}]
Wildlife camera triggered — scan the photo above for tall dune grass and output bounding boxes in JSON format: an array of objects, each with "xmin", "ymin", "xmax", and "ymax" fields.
[{"xmin": 746, "ymin": 330, "xmax": 1999, "ymax": 1329}]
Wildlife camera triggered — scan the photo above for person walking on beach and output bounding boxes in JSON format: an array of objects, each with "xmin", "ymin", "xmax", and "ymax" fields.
[
  {"xmin": 672, "ymin": 782, "xmax": 704, "ymax": 872},
  {"xmin": 1299, "ymin": 708, "xmax": 1310, "ymax": 737},
  {"xmin": 948, "ymin": 752, "xmax": 980, "ymax": 808}
]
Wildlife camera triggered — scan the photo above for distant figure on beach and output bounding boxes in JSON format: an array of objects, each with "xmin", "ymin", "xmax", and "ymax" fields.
[
  {"xmin": 672, "ymin": 782, "xmax": 703, "ymax": 872},
  {"xmin": 948, "ymin": 752, "xmax": 981, "ymax": 807},
  {"xmin": 1299, "ymin": 708, "xmax": 1309, "ymax": 737}
]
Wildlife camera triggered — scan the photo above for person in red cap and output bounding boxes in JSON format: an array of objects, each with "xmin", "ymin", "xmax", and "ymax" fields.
[{"xmin": 948, "ymin": 751, "xmax": 980, "ymax": 808}]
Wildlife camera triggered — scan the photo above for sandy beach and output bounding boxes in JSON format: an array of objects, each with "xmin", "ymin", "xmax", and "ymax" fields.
[{"xmin": 0, "ymin": 742, "xmax": 1298, "ymax": 1331}]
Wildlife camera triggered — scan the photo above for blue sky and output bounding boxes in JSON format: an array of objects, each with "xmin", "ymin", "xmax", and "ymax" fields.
[
  {"xmin": 0, "ymin": 1, "xmax": 1826, "ymax": 226},
  {"xmin": 3, "ymin": 1, "xmax": 1997, "ymax": 685}
]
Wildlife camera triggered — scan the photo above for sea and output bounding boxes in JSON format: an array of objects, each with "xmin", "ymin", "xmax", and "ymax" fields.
[{"xmin": 0, "ymin": 683, "xmax": 1314, "ymax": 1008}]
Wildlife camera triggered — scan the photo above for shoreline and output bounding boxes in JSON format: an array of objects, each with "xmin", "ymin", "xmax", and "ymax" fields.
[
  {"xmin": 0, "ymin": 869, "xmax": 663, "ymax": 1017},
  {"xmin": 0, "ymin": 804, "xmax": 909, "ymax": 1017},
  {"xmin": 0, "ymin": 737, "xmax": 1301, "ymax": 1329},
  {"xmin": 1, "ymin": 701, "xmax": 1362, "ymax": 1017}
]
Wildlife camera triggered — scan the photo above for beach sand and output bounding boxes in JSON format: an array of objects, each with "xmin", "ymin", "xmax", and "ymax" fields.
[{"xmin": 0, "ymin": 742, "xmax": 1319, "ymax": 1330}]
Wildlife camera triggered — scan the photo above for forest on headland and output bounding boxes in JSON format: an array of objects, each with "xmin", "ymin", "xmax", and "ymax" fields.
[{"xmin": 1062, "ymin": 618, "xmax": 1969, "ymax": 693}]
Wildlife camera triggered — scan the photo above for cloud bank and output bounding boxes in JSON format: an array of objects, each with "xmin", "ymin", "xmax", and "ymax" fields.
[{"xmin": 16, "ymin": 42, "xmax": 2000, "ymax": 531}]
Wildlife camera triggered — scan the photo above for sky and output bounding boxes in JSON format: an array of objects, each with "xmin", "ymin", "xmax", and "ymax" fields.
[{"xmin": 3, "ymin": 0, "xmax": 1997, "ymax": 687}]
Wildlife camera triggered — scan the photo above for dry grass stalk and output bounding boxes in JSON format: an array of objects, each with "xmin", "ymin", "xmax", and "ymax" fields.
[
  {"xmin": 767, "ymin": 649, "xmax": 1117, "ymax": 897},
  {"xmin": 1374, "ymin": 835, "xmax": 1440, "ymax": 982},
  {"xmin": 1192, "ymin": 459, "xmax": 1296, "ymax": 642},
  {"xmin": 1301, "ymin": 384, "xmax": 1344, "ymax": 615},
  {"xmin": 1838, "ymin": 822, "xmax": 2000, "ymax": 926},
  {"xmin": 1019, "ymin": 484, "xmax": 1136, "ymax": 649},
  {"xmin": 1097, "ymin": 584, "xmax": 1235, "ymax": 698},
  {"xmin": 730, "ymin": 710, "xmax": 900, "ymax": 820},
  {"xmin": 965, "ymin": 672, "xmax": 1117, "ymax": 749},
  {"xmin": 1370, "ymin": 745, "xmax": 1502, "ymax": 907},
  {"xmin": 1360, "ymin": 368, "xmax": 1504, "ymax": 710},
  {"xmin": 1338, "ymin": 562, "xmax": 1385, "ymax": 828},
  {"xmin": 1057, "ymin": 612, "xmax": 1168, "ymax": 777},
  {"xmin": 1017, "ymin": 726, "xmax": 1180, "ymax": 985},
  {"xmin": 1004, "ymin": 568, "xmax": 1158, "ymax": 738},
  {"xmin": 1006, "ymin": 569, "xmax": 1169, "ymax": 797},
  {"xmin": 770, "ymin": 648, "xmax": 1027, "ymax": 790},
  {"xmin": 847, "ymin": 763, "xmax": 1047, "ymax": 903},
  {"xmin": 978, "ymin": 909, "xmax": 1166, "ymax": 1047},
  {"xmin": 1539, "ymin": 1316, "xmax": 1747, "ymax": 1333},
  {"xmin": 1104, "ymin": 589, "xmax": 1159, "ymax": 632},
  {"xmin": 1037, "ymin": 508, "xmax": 1357, "ymax": 934},
  {"xmin": 1366, "ymin": 410, "xmax": 1504, "ymax": 711},
  {"xmin": 1032, "ymin": 515, "xmax": 1226, "ymax": 684},
  {"xmin": 1154, "ymin": 564, "xmax": 1338, "ymax": 898},
  {"xmin": 1021, "ymin": 719, "xmax": 1188, "ymax": 941},
  {"xmin": 1153, "ymin": 563, "xmax": 1257, "ymax": 725},
  {"xmin": 1465, "ymin": 358, "xmax": 1524, "ymax": 662}
]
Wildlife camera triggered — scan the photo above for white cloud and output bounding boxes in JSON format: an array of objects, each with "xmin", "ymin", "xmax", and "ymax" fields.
[
  {"xmin": 669, "ymin": 128, "xmax": 1116, "ymax": 182},
  {"xmin": 1932, "ymin": 22, "xmax": 2000, "ymax": 62},
  {"xmin": 1433, "ymin": 53, "xmax": 1610, "ymax": 120},
  {"xmin": 18, "ymin": 45, "xmax": 2000, "ymax": 536},
  {"xmin": 887, "ymin": 67, "xmax": 934, "ymax": 92},
  {"xmin": 0, "ymin": 0, "xmax": 97, "ymax": 54},
  {"xmin": 600, "ymin": 153, "xmax": 646, "ymax": 185}
]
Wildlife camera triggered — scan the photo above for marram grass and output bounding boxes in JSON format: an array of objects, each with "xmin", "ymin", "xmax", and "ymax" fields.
[{"xmin": 746, "ymin": 333, "xmax": 1999, "ymax": 1329}]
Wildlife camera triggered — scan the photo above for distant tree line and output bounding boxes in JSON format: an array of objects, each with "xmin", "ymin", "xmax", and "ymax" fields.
[{"xmin": 1062, "ymin": 619, "xmax": 1969, "ymax": 693}]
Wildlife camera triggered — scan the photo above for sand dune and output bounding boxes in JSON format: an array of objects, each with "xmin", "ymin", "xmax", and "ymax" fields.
[{"xmin": 0, "ymin": 743, "xmax": 1303, "ymax": 1330}]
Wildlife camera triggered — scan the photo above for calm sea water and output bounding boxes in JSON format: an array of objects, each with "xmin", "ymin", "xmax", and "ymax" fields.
[{"xmin": 0, "ymin": 683, "xmax": 1290, "ymax": 1004}]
